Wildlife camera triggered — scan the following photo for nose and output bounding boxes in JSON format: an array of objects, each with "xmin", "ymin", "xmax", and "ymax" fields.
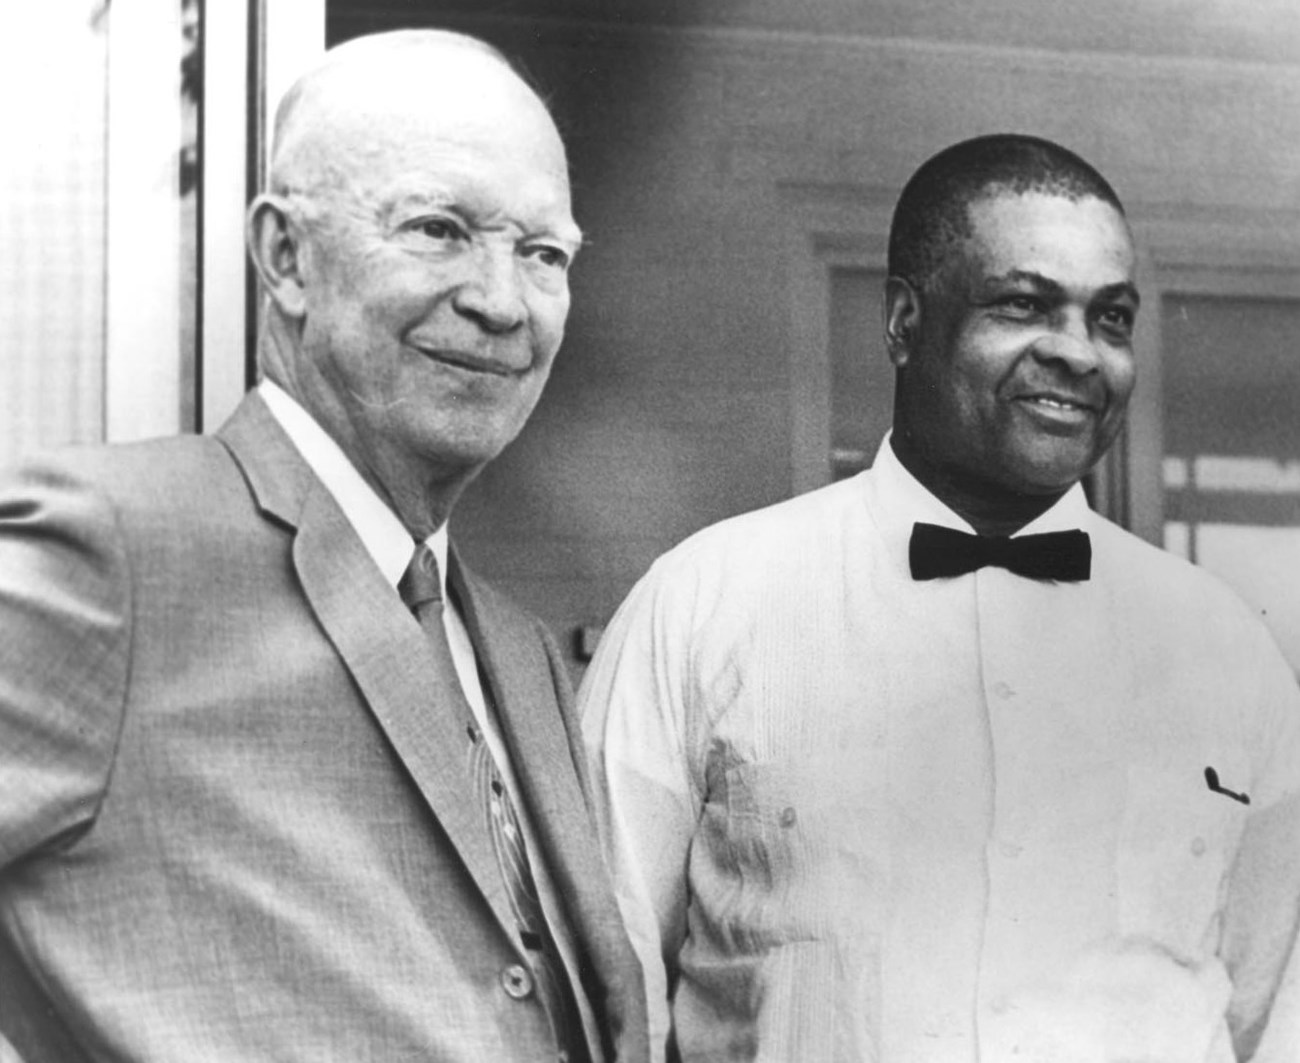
[
  {"xmin": 1031, "ymin": 312, "xmax": 1101, "ymax": 375},
  {"xmin": 452, "ymin": 243, "xmax": 526, "ymax": 334}
]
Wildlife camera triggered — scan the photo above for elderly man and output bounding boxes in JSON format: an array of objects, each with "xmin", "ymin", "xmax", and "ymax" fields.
[
  {"xmin": 580, "ymin": 134, "xmax": 1300, "ymax": 1061},
  {"xmin": 0, "ymin": 30, "xmax": 646, "ymax": 1063}
]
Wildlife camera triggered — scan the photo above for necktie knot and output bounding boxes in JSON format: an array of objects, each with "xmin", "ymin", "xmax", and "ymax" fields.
[
  {"xmin": 398, "ymin": 541, "xmax": 443, "ymax": 614},
  {"xmin": 909, "ymin": 522, "xmax": 1091, "ymax": 582}
]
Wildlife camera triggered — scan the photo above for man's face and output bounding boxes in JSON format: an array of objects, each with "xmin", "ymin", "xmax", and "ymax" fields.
[
  {"xmin": 895, "ymin": 190, "xmax": 1139, "ymax": 497},
  {"xmin": 292, "ymin": 70, "xmax": 581, "ymax": 491}
]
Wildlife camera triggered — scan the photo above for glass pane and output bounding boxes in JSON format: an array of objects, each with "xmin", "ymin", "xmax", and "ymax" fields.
[
  {"xmin": 0, "ymin": 1, "xmax": 202, "ymax": 464},
  {"xmin": 1162, "ymin": 294, "xmax": 1300, "ymax": 671},
  {"xmin": 0, "ymin": 6, "xmax": 109, "ymax": 461},
  {"xmin": 180, "ymin": 0, "xmax": 199, "ymax": 431}
]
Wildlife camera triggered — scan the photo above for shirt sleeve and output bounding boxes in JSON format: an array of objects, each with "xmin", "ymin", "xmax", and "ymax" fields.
[
  {"xmin": 1222, "ymin": 621, "xmax": 1300, "ymax": 1060},
  {"xmin": 579, "ymin": 560, "xmax": 702, "ymax": 1063},
  {"xmin": 0, "ymin": 456, "xmax": 132, "ymax": 868}
]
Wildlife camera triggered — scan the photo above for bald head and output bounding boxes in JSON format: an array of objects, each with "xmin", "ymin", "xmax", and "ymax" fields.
[{"xmin": 269, "ymin": 30, "xmax": 567, "ymax": 208}]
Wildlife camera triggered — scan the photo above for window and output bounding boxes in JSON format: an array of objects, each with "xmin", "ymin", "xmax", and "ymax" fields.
[
  {"xmin": 1161, "ymin": 294, "xmax": 1300, "ymax": 670},
  {"xmin": 0, "ymin": 5, "xmax": 113, "ymax": 461},
  {"xmin": 828, "ymin": 266, "xmax": 891, "ymax": 480}
]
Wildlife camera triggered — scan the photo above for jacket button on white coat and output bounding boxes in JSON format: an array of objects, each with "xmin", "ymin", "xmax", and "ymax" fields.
[{"xmin": 501, "ymin": 964, "xmax": 534, "ymax": 1000}]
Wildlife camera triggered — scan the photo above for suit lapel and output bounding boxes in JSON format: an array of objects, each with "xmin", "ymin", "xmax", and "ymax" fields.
[
  {"xmin": 448, "ymin": 552, "xmax": 591, "ymax": 881},
  {"xmin": 451, "ymin": 553, "xmax": 649, "ymax": 1059},
  {"xmin": 217, "ymin": 394, "xmax": 517, "ymax": 941}
]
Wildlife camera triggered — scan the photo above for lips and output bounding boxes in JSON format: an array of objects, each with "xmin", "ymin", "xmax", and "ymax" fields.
[
  {"xmin": 1012, "ymin": 391, "xmax": 1105, "ymax": 436},
  {"xmin": 412, "ymin": 346, "xmax": 524, "ymax": 377},
  {"xmin": 1015, "ymin": 389, "xmax": 1101, "ymax": 415}
]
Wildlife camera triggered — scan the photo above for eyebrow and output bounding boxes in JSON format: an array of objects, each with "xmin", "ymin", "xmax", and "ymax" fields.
[
  {"xmin": 383, "ymin": 191, "xmax": 584, "ymax": 249},
  {"xmin": 1099, "ymin": 280, "xmax": 1141, "ymax": 309},
  {"xmin": 551, "ymin": 221, "xmax": 586, "ymax": 250},
  {"xmin": 989, "ymin": 269, "xmax": 1141, "ymax": 309}
]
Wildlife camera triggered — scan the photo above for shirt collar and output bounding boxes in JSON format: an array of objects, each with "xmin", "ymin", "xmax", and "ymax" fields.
[
  {"xmin": 258, "ymin": 380, "xmax": 449, "ymax": 593},
  {"xmin": 870, "ymin": 430, "xmax": 1092, "ymax": 537}
]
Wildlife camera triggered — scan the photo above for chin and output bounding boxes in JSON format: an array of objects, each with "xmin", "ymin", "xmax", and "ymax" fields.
[
  {"xmin": 1004, "ymin": 440, "xmax": 1101, "ymax": 493},
  {"xmin": 447, "ymin": 421, "xmax": 534, "ymax": 468},
  {"xmin": 408, "ymin": 405, "xmax": 530, "ymax": 468},
  {"xmin": 423, "ymin": 436, "xmax": 513, "ymax": 473},
  {"xmin": 1008, "ymin": 462, "xmax": 1094, "ymax": 496}
]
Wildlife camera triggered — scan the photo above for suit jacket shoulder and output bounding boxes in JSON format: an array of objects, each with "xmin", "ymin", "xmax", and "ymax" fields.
[{"xmin": 0, "ymin": 431, "xmax": 248, "ymax": 867}]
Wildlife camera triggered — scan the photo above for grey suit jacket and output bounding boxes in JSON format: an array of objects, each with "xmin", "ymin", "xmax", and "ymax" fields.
[{"xmin": 0, "ymin": 393, "xmax": 647, "ymax": 1062}]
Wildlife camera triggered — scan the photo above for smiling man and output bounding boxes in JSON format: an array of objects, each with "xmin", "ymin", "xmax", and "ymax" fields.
[
  {"xmin": 887, "ymin": 183, "xmax": 1139, "ymax": 533},
  {"xmin": 0, "ymin": 30, "xmax": 645, "ymax": 1063},
  {"xmin": 580, "ymin": 134, "xmax": 1300, "ymax": 1061}
]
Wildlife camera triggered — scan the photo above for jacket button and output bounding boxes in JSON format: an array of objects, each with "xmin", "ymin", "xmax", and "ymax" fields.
[{"xmin": 501, "ymin": 964, "xmax": 534, "ymax": 1000}]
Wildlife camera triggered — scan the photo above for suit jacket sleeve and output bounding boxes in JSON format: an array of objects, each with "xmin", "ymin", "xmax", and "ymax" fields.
[{"xmin": 0, "ymin": 455, "xmax": 131, "ymax": 868}]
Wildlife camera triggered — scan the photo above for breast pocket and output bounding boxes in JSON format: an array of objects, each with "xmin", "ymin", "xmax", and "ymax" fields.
[
  {"xmin": 716, "ymin": 762, "xmax": 807, "ymax": 887},
  {"xmin": 1116, "ymin": 764, "xmax": 1247, "ymax": 955},
  {"xmin": 699, "ymin": 755, "xmax": 886, "ymax": 951}
]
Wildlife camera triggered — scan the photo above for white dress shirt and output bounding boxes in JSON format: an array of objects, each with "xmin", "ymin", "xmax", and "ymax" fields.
[{"xmin": 580, "ymin": 434, "xmax": 1300, "ymax": 1062}]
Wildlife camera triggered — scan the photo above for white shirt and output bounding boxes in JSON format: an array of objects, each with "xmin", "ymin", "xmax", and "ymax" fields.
[
  {"xmin": 259, "ymin": 381, "xmax": 511, "ymax": 777},
  {"xmin": 580, "ymin": 435, "xmax": 1300, "ymax": 1063}
]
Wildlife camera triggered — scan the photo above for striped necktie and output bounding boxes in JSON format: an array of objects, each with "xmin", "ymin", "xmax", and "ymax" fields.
[{"xmin": 398, "ymin": 542, "xmax": 585, "ymax": 1062}]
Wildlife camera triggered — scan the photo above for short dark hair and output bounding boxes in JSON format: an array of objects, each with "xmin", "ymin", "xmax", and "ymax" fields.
[{"xmin": 887, "ymin": 134, "xmax": 1126, "ymax": 290}]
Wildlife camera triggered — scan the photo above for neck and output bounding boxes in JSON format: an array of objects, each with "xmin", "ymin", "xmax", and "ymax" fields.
[
  {"xmin": 259, "ymin": 331, "xmax": 477, "ymax": 542},
  {"xmin": 372, "ymin": 466, "xmax": 472, "ymax": 542},
  {"xmin": 889, "ymin": 431, "xmax": 1068, "ymax": 538}
]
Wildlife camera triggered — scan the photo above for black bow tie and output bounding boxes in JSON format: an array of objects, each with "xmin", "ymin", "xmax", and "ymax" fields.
[{"xmin": 909, "ymin": 522, "xmax": 1091, "ymax": 582}]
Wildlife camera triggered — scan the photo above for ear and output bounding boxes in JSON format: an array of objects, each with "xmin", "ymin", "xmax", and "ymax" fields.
[
  {"xmin": 883, "ymin": 276, "xmax": 922, "ymax": 368},
  {"xmin": 246, "ymin": 193, "xmax": 309, "ymax": 320}
]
